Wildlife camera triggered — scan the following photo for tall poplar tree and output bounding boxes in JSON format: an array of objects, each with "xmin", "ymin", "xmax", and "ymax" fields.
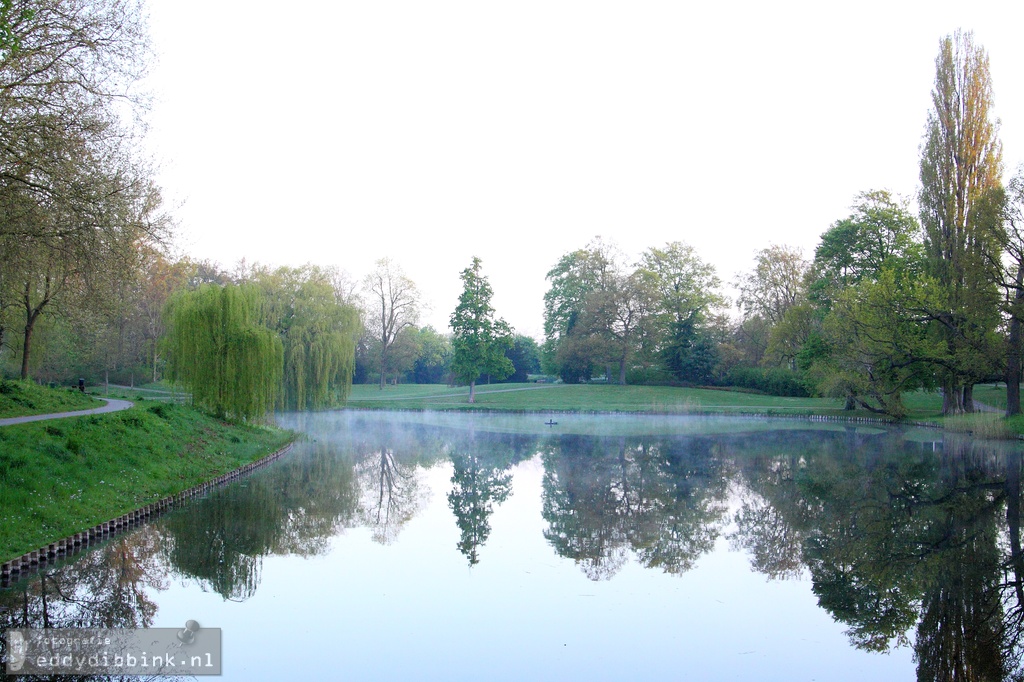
[
  {"xmin": 449, "ymin": 257, "xmax": 513, "ymax": 403},
  {"xmin": 919, "ymin": 30, "xmax": 1003, "ymax": 415}
]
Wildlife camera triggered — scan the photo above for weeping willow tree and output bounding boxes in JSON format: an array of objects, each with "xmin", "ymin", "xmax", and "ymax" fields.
[
  {"xmin": 165, "ymin": 284, "xmax": 283, "ymax": 421},
  {"xmin": 250, "ymin": 264, "xmax": 361, "ymax": 410}
]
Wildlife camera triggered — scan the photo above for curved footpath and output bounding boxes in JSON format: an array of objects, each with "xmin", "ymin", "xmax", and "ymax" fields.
[{"xmin": 0, "ymin": 398, "xmax": 133, "ymax": 427}]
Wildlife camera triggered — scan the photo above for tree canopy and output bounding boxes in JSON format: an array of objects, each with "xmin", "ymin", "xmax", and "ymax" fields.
[
  {"xmin": 449, "ymin": 257, "xmax": 513, "ymax": 403},
  {"xmin": 164, "ymin": 284, "xmax": 283, "ymax": 421}
]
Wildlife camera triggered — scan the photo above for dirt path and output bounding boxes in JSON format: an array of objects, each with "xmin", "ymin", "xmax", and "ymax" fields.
[{"xmin": 0, "ymin": 398, "xmax": 134, "ymax": 427}]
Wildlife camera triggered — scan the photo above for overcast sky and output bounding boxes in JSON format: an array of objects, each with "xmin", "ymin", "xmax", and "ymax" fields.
[{"xmin": 142, "ymin": 0, "xmax": 1024, "ymax": 338}]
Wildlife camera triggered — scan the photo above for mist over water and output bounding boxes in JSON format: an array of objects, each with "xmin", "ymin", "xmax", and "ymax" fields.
[{"xmin": 5, "ymin": 411, "xmax": 1024, "ymax": 680}]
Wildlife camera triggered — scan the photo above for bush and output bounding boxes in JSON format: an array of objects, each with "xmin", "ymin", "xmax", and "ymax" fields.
[{"xmin": 725, "ymin": 366, "xmax": 809, "ymax": 397}]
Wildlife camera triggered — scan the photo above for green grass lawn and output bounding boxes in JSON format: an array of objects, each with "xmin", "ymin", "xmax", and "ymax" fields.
[
  {"xmin": 972, "ymin": 383, "xmax": 1010, "ymax": 410},
  {"xmin": 87, "ymin": 379, "xmax": 190, "ymax": 404},
  {"xmin": 347, "ymin": 382, "xmax": 948, "ymax": 420},
  {"xmin": 0, "ymin": 380, "xmax": 103, "ymax": 418},
  {"xmin": 0, "ymin": 401, "xmax": 294, "ymax": 562}
]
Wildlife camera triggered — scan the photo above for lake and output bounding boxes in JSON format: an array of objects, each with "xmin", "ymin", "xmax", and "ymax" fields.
[{"xmin": 3, "ymin": 410, "xmax": 1022, "ymax": 681}]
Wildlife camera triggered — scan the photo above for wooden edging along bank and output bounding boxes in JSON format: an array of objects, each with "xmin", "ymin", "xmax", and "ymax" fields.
[{"xmin": 0, "ymin": 441, "xmax": 295, "ymax": 587}]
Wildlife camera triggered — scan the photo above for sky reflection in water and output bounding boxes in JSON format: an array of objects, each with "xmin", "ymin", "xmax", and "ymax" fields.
[{"xmin": 8, "ymin": 410, "xmax": 1024, "ymax": 681}]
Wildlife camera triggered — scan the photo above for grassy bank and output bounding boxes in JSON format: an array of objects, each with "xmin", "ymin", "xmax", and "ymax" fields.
[
  {"xmin": 347, "ymin": 383, "xmax": 1024, "ymax": 437},
  {"xmin": 347, "ymin": 383, "xmax": 948, "ymax": 419},
  {"xmin": 0, "ymin": 401, "xmax": 294, "ymax": 562},
  {"xmin": 0, "ymin": 380, "xmax": 103, "ymax": 418}
]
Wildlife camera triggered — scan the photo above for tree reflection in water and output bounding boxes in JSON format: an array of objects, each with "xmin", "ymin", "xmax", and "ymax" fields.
[
  {"xmin": 0, "ymin": 527, "xmax": 168, "ymax": 682},
  {"xmin": 161, "ymin": 440, "xmax": 361, "ymax": 600},
  {"xmin": 355, "ymin": 448, "xmax": 423, "ymax": 544},
  {"xmin": 731, "ymin": 428, "xmax": 1024, "ymax": 680},
  {"xmin": 541, "ymin": 433, "xmax": 729, "ymax": 580},
  {"xmin": 9, "ymin": 415, "xmax": 1024, "ymax": 680},
  {"xmin": 446, "ymin": 431, "xmax": 536, "ymax": 565}
]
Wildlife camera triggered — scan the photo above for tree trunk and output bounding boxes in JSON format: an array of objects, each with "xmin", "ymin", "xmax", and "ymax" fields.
[
  {"xmin": 1007, "ymin": 452, "xmax": 1024, "ymax": 607},
  {"xmin": 962, "ymin": 384, "xmax": 975, "ymax": 413},
  {"xmin": 942, "ymin": 380, "xmax": 965, "ymax": 415},
  {"xmin": 20, "ymin": 276, "xmax": 52, "ymax": 381},
  {"xmin": 1008, "ymin": 264, "xmax": 1024, "ymax": 417},
  {"xmin": 618, "ymin": 356, "xmax": 627, "ymax": 385},
  {"xmin": 844, "ymin": 394, "xmax": 856, "ymax": 411},
  {"xmin": 20, "ymin": 318, "xmax": 34, "ymax": 380},
  {"xmin": 1009, "ymin": 323, "xmax": 1023, "ymax": 416},
  {"xmin": 468, "ymin": 380, "xmax": 476, "ymax": 404}
]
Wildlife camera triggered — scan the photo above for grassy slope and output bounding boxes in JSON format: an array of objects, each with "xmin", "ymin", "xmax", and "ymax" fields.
[
  {"xmin": 347, "ymin": 382, "xmax": 947, "ymax": 419},
  {"xmin": 0, "ymin": 401, "xmax": 294, "ymax": 562},
  {"xmin": 0, "ymin": 380, "xmax": 103, "ymax": 418}
]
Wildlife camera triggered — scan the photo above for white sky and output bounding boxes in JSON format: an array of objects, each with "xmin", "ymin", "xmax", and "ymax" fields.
[{"xmin": 142, "ymin": 0, "xmax": 1024, "ymax": 339}]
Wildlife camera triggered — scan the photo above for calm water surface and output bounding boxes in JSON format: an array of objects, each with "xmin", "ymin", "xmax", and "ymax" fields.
[{"xmin": 4, "ymin": 411, "xmax": 1024, "ymax": 680}]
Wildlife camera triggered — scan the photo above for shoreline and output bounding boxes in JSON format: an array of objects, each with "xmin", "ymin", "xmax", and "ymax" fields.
[
  {"xmin": 0, "ymin": 441, "xmax": 296, "ymax": 586},
  {"xmin": 5, "ymin": 402, "xmax": 1015, "ymax": 583}
]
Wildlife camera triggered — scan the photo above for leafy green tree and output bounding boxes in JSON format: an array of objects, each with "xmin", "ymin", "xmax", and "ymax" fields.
[
  {"xmin": 734, "ymin": 245, "xmax": 809, "ymax": 377},
  {"xmin": 801, "ymin": 192, "xmax": 929, "ymax": 413},
  {"xmin": 449, "ymin": 257, "xmax": 513, "ymax": 402},
  {"xmin": 164, "ymin": 284, "xmax": 283, "ymax": 421},
  {"xmin": 542, "ymin": 239, "xmax": 618, "ymax": 381},
  {"xmin": 809, "ymin": 191, "xmax": 923, "ymax": 309},
  {"xmin": 582, "ymin": 268, "xmax": 657, "ymax": 385},
  {"xmin": 0, "ymin": 0, "xmax": 166, "ymax": 381},
  {"xmin": 806, "ymin": 269, "xmax": 939, "ymax": 417},
  {"xmin": 919, "ymin": 30, "xmax": 1004, "ymax": 415},
  {"xmin": 638, "ymin": 242, "xmax": 725, "ymax": 382},
  {"xmin": 250, "ymin": 265, "xmax": 361, "ymax": 410},
  {"xmin": 409, "ymin": 325, "xmax": 451, "ymax": 383},
  {"xmin": 500, "ymin": 334, "xmax": 540, "ymax": 383},
  {"xmin": 985, "ymin": 167, "xmax": 1024, "ymax": 415},
  {"xmin": 552, "ymin": 332, "xmax": 599, "ymax": 383}
]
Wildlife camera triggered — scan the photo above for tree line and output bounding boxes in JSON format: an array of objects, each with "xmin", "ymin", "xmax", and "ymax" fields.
[
  {"xmin": 542, "ymin": 30, "xmax": 1024, "ymax": 419},
  {"xmin": 3, "ymin": 11, "xmax": 1021, "ymax": 421},
  {"xmin": 0, "ymin": 0, "xmax": 168, "ymax": 383}
]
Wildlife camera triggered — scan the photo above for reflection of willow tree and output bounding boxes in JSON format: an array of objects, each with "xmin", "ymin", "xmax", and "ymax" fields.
[
  {"xmin": 542, "ymin": 433, "xmax": 729, "ymax": 580},
  {"xmin": 161, "ymin": 477, "xmax": 277, "ymax": 601},
  {"xmin": 446, "ymin": 432, "xmax": 531, "ymax": 565},
  {"xmin": 0, "ymin": 527, "xmax": 169, "ymax": 680},
  {"xmin": 162, "ymin": 441, "xmax": 359, "ymax": 600},
  {"xmin": 734, "ymin": 428, "xmax": 1024, "ymax": 679}
]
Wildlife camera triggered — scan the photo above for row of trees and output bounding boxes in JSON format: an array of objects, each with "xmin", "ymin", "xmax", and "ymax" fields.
[
  {"xmin": 164, "ymin": 264, "xmax": 361, "ymax": 419},
  {"xmin": 539, "ymin": 30, "xmax": 1024, "ymax": 420},
  {"xmin": 762, "ymin": 31, "xmax": 1019, "ymax": 417},
  {"xmin": 4, "ymin": 10, "xmax": 1017, "ymax": 421},
  {"xmin": 542, "ymin": 238, "xmax": 726, "ymax": 385},
  {"xmin": 0, "ymin": 0, "xmax": 169, "ymax": 382},
  {"xmin": 353, "ymin": 257, "xmax": 538, "ymax": 390}
]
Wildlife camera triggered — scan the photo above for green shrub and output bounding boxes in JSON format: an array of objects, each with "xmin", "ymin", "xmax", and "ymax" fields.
[{"xmin": 725, "ymin": 366, "xmax": 809, "ymax": 397}]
